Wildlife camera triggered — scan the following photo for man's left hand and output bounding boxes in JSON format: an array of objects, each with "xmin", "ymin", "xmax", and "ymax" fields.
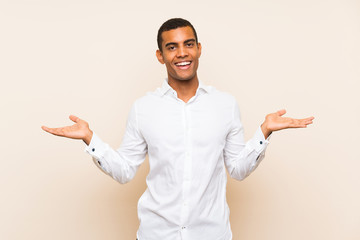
[{"xmin": 261, "ymin": 109, "xmax": 314, "ymax": 139}]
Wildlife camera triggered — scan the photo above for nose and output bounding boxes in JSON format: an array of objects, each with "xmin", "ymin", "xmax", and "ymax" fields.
[{"xmin": 176, "ymin": 46, "xmax": 188, "ymax": 58}]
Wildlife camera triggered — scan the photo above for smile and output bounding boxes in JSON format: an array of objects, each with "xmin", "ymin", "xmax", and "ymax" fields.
[{"xmin": 175, "ymin": 61, "xmax": 192, "ymax": 69}]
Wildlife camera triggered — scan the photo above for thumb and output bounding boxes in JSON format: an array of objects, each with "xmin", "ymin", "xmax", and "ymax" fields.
[
  {"xmin": 277, "ymin": 109, "xmax": 286, "ymax": 116},
  {"xmin": 69, "ymin": 115, "xmax": 80, "ymax": 123}
]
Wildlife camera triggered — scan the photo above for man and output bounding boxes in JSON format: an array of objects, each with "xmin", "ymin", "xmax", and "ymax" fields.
[{"xmin": 42, "ymin": 18, "xmax": 314, "ymax": 240}]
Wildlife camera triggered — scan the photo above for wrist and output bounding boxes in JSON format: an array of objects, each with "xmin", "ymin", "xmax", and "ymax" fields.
[
  {"xmin": 261, "ymin": 122, "xmax": 272, "ymax": 139},
  {"xmin": 83, "ymin": 130, "xmax": 93, "ymax": 145}
]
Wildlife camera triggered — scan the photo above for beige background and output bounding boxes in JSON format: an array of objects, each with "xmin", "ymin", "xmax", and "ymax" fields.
[{"xmin": 1, "ymin": 0, "xmax": 359, "ymax": 239}]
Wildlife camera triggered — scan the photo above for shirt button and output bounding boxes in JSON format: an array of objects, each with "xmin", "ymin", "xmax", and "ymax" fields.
[
  {"xmin": 260, "ymin": 141, "xmax": 263, "ymax": 145},
  {"xmin": 92, "ymin": 148, "xmax": 95, "ymax": 152},
  {"xmin": 182, "ymin": 226, "xmax": 186, "ymax": 229}
]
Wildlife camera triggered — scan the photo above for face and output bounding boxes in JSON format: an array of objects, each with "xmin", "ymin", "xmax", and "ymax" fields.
[{"xmin": 156, "ymin": 26, "xmax": 202, "ymax": 82}]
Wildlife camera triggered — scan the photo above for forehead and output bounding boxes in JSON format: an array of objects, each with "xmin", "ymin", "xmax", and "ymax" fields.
[{"xmin": 161, "ymin": 26, "xmax": 196, "ymax": 45}]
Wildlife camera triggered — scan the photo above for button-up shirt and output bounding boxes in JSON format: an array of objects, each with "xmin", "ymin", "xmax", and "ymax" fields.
[{"xmin": 85, "ymin": 79, "xmax": 269, "ymax": 240}]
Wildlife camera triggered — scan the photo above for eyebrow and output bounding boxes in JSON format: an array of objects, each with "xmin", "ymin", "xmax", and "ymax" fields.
[{"xmin": 164, "ymin": 38, "xmax": 196, "ymax": 48}]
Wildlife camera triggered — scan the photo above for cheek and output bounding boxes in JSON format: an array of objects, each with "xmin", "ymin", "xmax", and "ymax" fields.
[
  {"xmin": 162, "ymin": 53, "xmax": 174, "ymax": 62},
  {"xmin": 165, "ymin": 62, "xmax": 176, "ymax": 73}
]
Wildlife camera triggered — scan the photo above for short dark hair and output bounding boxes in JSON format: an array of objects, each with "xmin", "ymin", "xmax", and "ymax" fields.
[{"xmin": 157, "ymin": 18, "xmax": 198, "ymax": 52}]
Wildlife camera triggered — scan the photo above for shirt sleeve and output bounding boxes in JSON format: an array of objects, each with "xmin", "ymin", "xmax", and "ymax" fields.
[
  {"xmin": 223, "ymin": 100, "xmax": 270, "ymax": 181},
  {"xmin": 84, "ymin": 101, "xmax": 147, "ymax": 184}
]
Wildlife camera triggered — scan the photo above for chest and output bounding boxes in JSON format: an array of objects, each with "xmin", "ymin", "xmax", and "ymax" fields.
[{"xmin": 138, "ymin": 97, "xmax": 233, "ymax": 149}]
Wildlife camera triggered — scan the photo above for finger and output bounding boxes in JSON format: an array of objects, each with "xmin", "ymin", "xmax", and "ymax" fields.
[
  {"xmin": 41, "ymin": 126, "xmax": 50, "ymax": 132},
  {"xmin": 69, "ymin": 115, "xmax": 80, "ymax": 123},
  {"xmin": 290, "ymin": 124, "xmax": 307, "ymax": 128},
  {"xmin": 277, "ymin": 109, "xmax": 286, "ymax": 116},
  {"xmin": 300, "ymin": 116, "xmax": 315, "ymax": 121},
  {"xmin": 308, "ymin": 118, "xmax": 314, "ymax": 123},
  {"xmin": 285, "ymin": 118, "xmax": 301, "ymax": 128},
  {"xmin": 291, "ymin": 119, "xmax": 312, "ymax": 128},
  {"xmin": 289, "ymin": 116, "xmax": 314, "ymax": 125},
  {"xmin": 299, "ymin": 117, "xmax": 314, "ymax": 125},
  {"xmin": 303, "ymin": 121, "xmax": 312, "ymax": 126},
  {"xmin": 42, "ymin": 126, "xmax": 66, "ymax": 136}
]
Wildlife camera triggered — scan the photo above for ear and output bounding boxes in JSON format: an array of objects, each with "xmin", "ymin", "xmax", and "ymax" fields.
[
  {"xmin": 197, "ymin": 42, "xmax": 202, "ymax": 58},
  {"xmin": 156, "ymin": 49, "xmax": 165, "ymax": 64}
]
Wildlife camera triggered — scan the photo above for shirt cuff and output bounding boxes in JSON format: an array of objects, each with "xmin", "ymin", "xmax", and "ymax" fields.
[
  {"xmin": 248, "ymin": 126, "xmax": 270, "ymax": 154},
  {"xmin": 84, "ymin": 132, "xmax": 107, "ymax": 159}
]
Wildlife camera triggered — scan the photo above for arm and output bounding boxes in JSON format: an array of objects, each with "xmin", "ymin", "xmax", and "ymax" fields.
[
  {"xmin": 42, "ymin": 102, "xmax": 147, "ymax": 183},
  {"xmin": 223, "ymin": 102, "xmax": 314, "ymax": 181},
  {"xmin": 223, "ymin": 106, "xmax": 269, "ymax": 181}
]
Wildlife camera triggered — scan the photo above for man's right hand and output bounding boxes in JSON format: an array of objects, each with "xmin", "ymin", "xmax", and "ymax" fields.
[{"xmin": 41, "ymin": 115, "xmax": 93, "ymax": 145}]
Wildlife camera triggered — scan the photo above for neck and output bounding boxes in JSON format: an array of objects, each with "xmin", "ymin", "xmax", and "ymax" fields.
[{"xmin": 168, "ymin": 75, "xmax": 199, "ymax": 103}]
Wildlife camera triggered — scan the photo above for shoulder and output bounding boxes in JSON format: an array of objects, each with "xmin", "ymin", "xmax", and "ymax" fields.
[
  {"xmin": 130, "ymin": 87, "xmax": 164, "ymax": 111},
  {"xmin": 205, "ymin": 85, "xmax": 237, "ymax": 106}
]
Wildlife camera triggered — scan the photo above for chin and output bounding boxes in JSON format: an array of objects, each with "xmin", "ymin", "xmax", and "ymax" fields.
[{"xmin": 174, "ymin": 74, "xmax": 197, "ymax": 81}]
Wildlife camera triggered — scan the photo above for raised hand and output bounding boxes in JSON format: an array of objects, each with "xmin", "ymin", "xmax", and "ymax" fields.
[
  {"xmin": 261, "ymin": 109, "xmax": 314, "ymax": 138},
  {"xmin": 41, "ymin": 115, "xmax": 93, "ymax": 145}
]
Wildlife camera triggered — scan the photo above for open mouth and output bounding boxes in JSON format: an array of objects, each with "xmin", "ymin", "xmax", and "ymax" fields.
[{"xmin": 175, "ymin": 61, "xmax": 192, "ymax": 69}]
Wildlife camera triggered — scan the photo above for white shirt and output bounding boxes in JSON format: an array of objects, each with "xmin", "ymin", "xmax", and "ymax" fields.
[{"xmin": 85, "ymin": 79, "xmax": 269, "ymax": 240}]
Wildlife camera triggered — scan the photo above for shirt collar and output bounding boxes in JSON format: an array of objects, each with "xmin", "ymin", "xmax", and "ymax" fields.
[{"xmin": 159, "ymin": 78, "xmax": 211, "ymax": 96}]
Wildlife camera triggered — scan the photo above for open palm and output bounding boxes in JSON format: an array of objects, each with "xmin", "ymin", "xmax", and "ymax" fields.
[
  {"xmin": 41, "ymin": 115, "xmax": 93, "ymax": 144},
  {"xmin": 265, "ymin": 109, "xmax": 314, "ymax": 131}
]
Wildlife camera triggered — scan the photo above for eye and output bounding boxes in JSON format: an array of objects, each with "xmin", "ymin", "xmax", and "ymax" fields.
[
  {"xmin": 167, "ymin": 46, "xmax": 176, "ymax": 51},
  {"xmin": 186, "ymin": 42, "xmax": 194, "ymax": 47}
]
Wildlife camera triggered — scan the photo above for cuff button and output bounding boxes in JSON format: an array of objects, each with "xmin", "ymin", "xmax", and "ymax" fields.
[
  {"xmin": 92, "ymin": 148, "xmax": 95, "ymax": 152},
  {"xmin": 260, "ymin": 141, "xmax": 263, "ymax": 144}
]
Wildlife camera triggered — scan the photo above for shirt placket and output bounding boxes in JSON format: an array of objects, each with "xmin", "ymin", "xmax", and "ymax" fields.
[{"xmin": 180, "ymin": 101, "xmax": 192, "ymax": 238}]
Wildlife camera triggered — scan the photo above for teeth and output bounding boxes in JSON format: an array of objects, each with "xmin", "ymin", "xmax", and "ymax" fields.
[{"xmin": 176, "ymin": 62, "xmax": 190, "ymax": 66}]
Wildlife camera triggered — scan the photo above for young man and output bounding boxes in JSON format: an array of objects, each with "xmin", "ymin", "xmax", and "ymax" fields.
[{"xmin": 42, "ymin": 18, "xmax": 314, "ymax": 240}]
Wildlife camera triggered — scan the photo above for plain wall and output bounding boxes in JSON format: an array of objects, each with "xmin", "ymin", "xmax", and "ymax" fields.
[{"xmin": 1, "ymin": 0, "xmax": 359, "ymax": 239}]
